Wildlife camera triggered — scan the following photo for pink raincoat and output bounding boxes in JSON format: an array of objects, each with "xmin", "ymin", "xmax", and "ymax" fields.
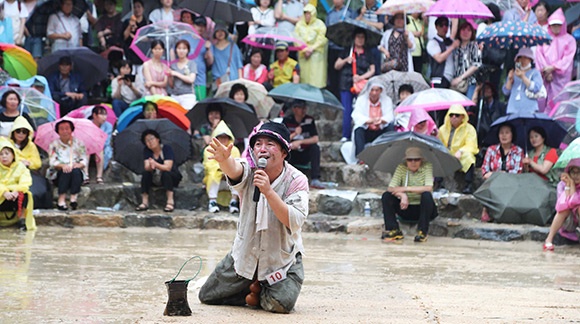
[
  {"xmin": 555, "ymin": 158, "xmax": 580, "ymax": 241},
  {"xmin": 535, "ymin": 8, "xmax": 577, "ymax": 114},
  {"xmin": 401, "ymin": 107, "xmax": 438, "ymax": 137}
]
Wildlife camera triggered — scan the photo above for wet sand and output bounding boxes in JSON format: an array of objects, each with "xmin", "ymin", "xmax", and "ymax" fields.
[{"xmin": 1, "ymin": 227, "xmax": 580, "ymax": 323}]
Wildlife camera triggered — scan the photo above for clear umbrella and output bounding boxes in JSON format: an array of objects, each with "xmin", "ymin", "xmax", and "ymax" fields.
[
  {"xmin": 0, "ymin": 86, "xmax": 59, "ymax": 126},
  {"xmin": 361, "ymin": 72, "xmax": 430, "ymax": 104},
  {"xmin": 214, "ymin": 79, "xmax": 275, "ymax": 119},
  {"xmin": 242, "ymin": 26, "xmax": 307, "ymax": 51},
  {"xmin": 395, "ymin": 88, "xmax": 474, "ymax": 113},
  {"xmin": 130, "ymin": 21, "xmax": 204, "ymax": 65}
]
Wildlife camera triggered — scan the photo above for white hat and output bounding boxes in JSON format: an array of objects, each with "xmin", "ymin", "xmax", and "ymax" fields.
[{"xmin": 549, "ymin": 19, "xmax": 563, "ymax": 25}]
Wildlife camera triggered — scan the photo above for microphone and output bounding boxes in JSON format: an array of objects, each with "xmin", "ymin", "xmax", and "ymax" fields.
[{"xmin": 253, "ymin": 158, "xmax": 268, "ymax": 202}]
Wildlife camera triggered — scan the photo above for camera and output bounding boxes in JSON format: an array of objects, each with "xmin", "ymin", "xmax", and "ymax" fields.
[
  {"xmin": 474, "ymin": 65, "xmax": 496, "ymax": 83},
  {"xmin": 515, "ymin": 62, "xmax": 522, "ymax": 70},
  {"xmin": 123, "ymin": 74, "xmax": 136, "ymax": 82}
]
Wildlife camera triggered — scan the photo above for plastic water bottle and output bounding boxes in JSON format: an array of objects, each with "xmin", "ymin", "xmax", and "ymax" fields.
[{"xmin": 364, "ymin": 202, "xmax": 371, "ymax": 217}]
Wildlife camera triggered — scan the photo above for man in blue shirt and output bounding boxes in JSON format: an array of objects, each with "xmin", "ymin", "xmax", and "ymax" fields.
[{"xmin": 192, "ymin": 15, "xmax": 214, "ymax": 101}]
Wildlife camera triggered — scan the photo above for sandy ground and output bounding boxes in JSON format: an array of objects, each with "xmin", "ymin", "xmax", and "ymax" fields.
[{"xmin": 1, "ymin": 227, "xmax": 580, "ymax": 323}]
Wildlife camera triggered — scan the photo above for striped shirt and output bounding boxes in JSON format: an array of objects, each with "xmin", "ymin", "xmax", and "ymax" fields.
[{"xmin": 389, "ymin": 162, "xmax": 434, "ymax": 205}]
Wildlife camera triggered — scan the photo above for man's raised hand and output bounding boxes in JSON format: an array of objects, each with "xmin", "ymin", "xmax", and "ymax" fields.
[{"xmin": 207, "ymin": 137, "xmax": 233, "ymax": 163}]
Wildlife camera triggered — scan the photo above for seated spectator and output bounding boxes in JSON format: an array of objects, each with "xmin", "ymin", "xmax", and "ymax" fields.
[
  {"xmin": 438, "ymin": 104, "xmax": 479, "ymax": 194},
  {"xmin": 282, "ymin": 99, "xmax": 324, "ymax": 189},
  {"xmin": 535, "ymin": 8, "xmax": 576, "ymax": 113},
  {"xmin": 203, "ymin": 121, "xmax": 240, "ymax": 213},
  {"xmin": 122, "ymin": 0, "xmax": 148, "ymax": 65},
  {"xmin": 94, "ymin": 0, "xmax": 123, "ymax": 50},
  {"xmin": 10, "ymin": 116, "xmax": 52, "ymax": 209},
  {"xmin": 148, "ymin": 0, "xmax": 174, "ymax": 23},
  {"xmin": 84, "ymin": 106, "xmax": 113, "ymax": 185},
  {"xmin": 0, "ymin": 138, "xmax": 35, "ymax": 231},
  {"xmin": 242, "ymin": 49, "xmax": 268, "ymax": 84},
  {"xmin": 168, "ymin": 40, "xmax": 197, "ymax": 110},
  {"xmin": 334, "ymin": 28, "xmax": 375, "ymax": 142},
  {"xmin": 393, "ymin": 84, "xmax": 414, "ymax": 130},
  {"xmin": 397, "ymin": 84, "xmax": 414, "ymax": 105},
  {"xmin": 543, "ymin": 158, "xmax": 580, "ymax": 252},
  {"xmin": 142, "ymin": 101, "xmax": 158, "ymax": 120},
  {"xmin": 471, "ymin": 82, "xmax": 506, "ymax": 143},
  {"xmin": 294, "ymin": 4, "xmax": 328, "ymax": 88},
  {"xmin": 211, "ymin": 25, "xmax": 243, "ymax": 92},
  {"xmin": 111, "ymin": 60, "xmax": 142, "ymax": 116},
  {"xmin": 502, "ymin": 47, "xmax": 544, "ymax": 114},
  {"xmin": 198, "ymin": 105, "xmax": 223, "ymax": 146},
  {"xmin": 402, "ymin": 107, "xmax": 438, "ymax": 137},
  {"xmin": 0, "ymin": 90, "xmax": 35, "ymax": 137},
  {"xmin": 48, "ymin": 56, "xmax": 87, "ymax": 116},
  {"xmin": 379, "ymin": 13, "xmax": 416, "ymax": 73},
  {"xmin": 142, "ymin": 40, "xmax": 169, "ymax": 96},
  {"xmin": 381, "ymin": 147, "xmax": 436, "ymax": 243},
  {"xmin": 248, "ymin": 0, "xmax": 275, "ymax": 35},
  {"xmin": 47, "ymin": 0, "xmax": 82, "ymax": 52},
  {"xmin": 427, "ymin": 17, "xmax": 459, "ymax": 89},
  {"xmin": 480, "ymin": 122, "xmax": 524, "ymax": 221},
  {"xmin": 47, "ymin": 119, "xmax": 87, "ymax": 211},
  {"xmin": 523, "ymin": 126, "xmax": 559, "ymax": 186},
  {"xmin": 351, "ymin": 80, "xmax": 395, "ymax": 157},
  {"xmin": 179, "ymin": 9, "xmax": 194, "ymax": 26},
  {"xmin": 136, "ymin": 129, "xmax": 182, "ymax": 212},
  {"xmin": 268, "ymin": 41, "xmax": 300, "ymax": 88}
]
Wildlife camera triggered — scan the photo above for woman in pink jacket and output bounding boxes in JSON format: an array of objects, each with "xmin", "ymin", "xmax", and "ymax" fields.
[{"xmin": 543, "ymin": 158, "xmax": 580, "ymax": 251}]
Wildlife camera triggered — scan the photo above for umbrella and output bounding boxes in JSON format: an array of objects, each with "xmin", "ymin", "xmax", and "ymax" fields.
[
  {"xmin": 476, "ymin": 20, "xmax": 552, "ymax": 50},
  {"xmin": 242, "ymin": 26, "xmax": 307, "ymax": 52},
  {"xmin": 114, "ymin": 118, "xmax": 192, "ymax": 175},
  {"xmin": 269, "ymin": 83, "xmax": 343, "ymax": 111},
  {"xmin": 395, "ymin": 88, "xmax": 474, "ymax": 113},
  {"xmin": 552, "ymin": 80, "xmax": 580, "ymax": 103},
  {"xmin": 565, "ymin": 3, "xmax": 580, "ymax": 26},
  {"xmin": 130, "ymin": 21, "xmax": 204, "ymax": 64},
  {"xmin": 377, "ymin": 0, "xmax": 434, "ymax": 15},
  {"xmin": 362, "ymin": 72, "xmax": 430, "ymax": 104},
  {"xmin": 178, "ymin": 0, "xmax": 253, "ymax": 24},
  {"xmin": 37, "ymin": 47, "xmax": 108, "ymax": 89},
  {"xmin": 214, "ymin": 79, "xmax": 275, "ymax": 119},
  {"xmin": 25, "ymin": 0, "xmax": 88, "ymax": 38},
  {"xmin": 484, "ymin": 111, "xmax": 567, "ymax": 150},
  {"xmin": 0, "ymin": 86, "xmax": 59, "ymax": 126},
  {"xmin": 0, "ymin": 44, "xmax": 37, "ymax": 80},
  {"xmin": 187, "ymin": 98, "xmax": 259, "ymax": 139},
  {"xmin": 554, "ymin": 139, "xmax": 580, "ymax": 169},
  {"xmin": 425, "ymin": 0, "xmax": 494, "ymax": 18},
  {"xmin": 117, "ymin": 95, "xmax": 190, "ymax": 132},
  {"xmin": 326, "ymin": 18, "xmax": 383, "ymax": 48},
  {"xmin": 66, "ymin": 104, "xmax": 117, "ymax": 126},
  {"xmin": 473, "ymin": 172, "xmax": 556, "ymax": 226},
  {"xmin": 34, "ymin": 117, "xmax": 108, "ymax": 156},
  {"xmin": 357, "ymin": 131, "xmax": 461, "ymax": 177}
]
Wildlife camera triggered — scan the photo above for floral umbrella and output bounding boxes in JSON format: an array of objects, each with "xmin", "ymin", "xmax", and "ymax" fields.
[
  {"xmin": 476, "ymin": 20, "xmax": 552, "ymax": 49},
  {"xmin": 377, "ymin": 0, "xmax": 434, "ymax": 15},
  {"xmin": 425, "ymin": 0, "xmax": 494, "ymax": 18}
]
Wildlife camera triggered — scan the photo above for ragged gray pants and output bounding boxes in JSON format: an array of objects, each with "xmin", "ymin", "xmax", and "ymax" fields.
[{"xmin": 198, "ymin": 252, "xmax": 304, "ymax": 313}]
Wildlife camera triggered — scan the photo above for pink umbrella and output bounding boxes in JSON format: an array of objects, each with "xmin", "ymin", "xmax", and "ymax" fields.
[
  {"xmin": 425, "ymin": 0, "xmax": 494, "ymax": 19},
  {"xmin": 66, "ymin": 104, "xmax": 117, "ymax": 126},
  {"xmin": 395, "ymin": 88, "xmax": 475, "ymax": 113},
  {"xmin": 34, "ymin": 117, "xmax": 108, "ymax": 156},
  {"xmin": 242, "ymin": 26, "xmax": 307, "ymax": 51}
]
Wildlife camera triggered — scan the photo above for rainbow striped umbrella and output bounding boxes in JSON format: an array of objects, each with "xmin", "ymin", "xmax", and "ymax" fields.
[{"xmin": 0, "ymin": 43, "xmax": 37, "ymax": 80}]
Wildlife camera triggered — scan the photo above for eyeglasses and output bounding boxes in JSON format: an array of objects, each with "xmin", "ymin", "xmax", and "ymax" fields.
[
  {"xmin": 449, "ymin": 113, "xmax": 462, "ymax": 118},
  {"xmin": 406, "ymin": 158, "xmax": 422, "ymax": 162},
  {"xmin": 14, "ymin": 129, "xmax": 29, "ymax": 134}
]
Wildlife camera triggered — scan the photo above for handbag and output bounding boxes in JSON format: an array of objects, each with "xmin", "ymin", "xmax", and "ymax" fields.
[
  {"xmin": 381, "ymin": 57, "xmax": 399, "ymax": 73},
  {"xmin": 451, "ymin": 78, "xmax": 469, "ymax": 94}
]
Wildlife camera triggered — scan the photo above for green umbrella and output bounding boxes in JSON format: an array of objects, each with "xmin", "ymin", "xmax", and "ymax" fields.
[{"xmin": 554, "ymin": 137, "xmax": 580, "ymax": 169}]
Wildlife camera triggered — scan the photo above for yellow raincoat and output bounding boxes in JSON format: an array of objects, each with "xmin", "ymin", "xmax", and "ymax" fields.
[
  {"xmin": 203, "ymin": 121, "xmax": 240, "ymax": 206},
  {"xmin": 438, "ymin": 104, "xmax": 479, "ymax": 172},
  {"xmin": 294, "ymin": 4, "xmax": 328, "ymax": 88},
  {"xmin": 0, "ymin": 138, "xmax": 36, "ymax": 231},
  {"xmin": 9, "ymin": 116, "xmax": 41, "ymax": 171}
]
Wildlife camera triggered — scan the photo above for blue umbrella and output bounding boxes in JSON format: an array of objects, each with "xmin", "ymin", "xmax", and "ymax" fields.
[
  {"xmin": 484, "ymin": 112, "xmax": 567, "ymax": 150},
  {"xmin": 476, "ymin": 20, "xmax": 552, "ymax": 49},
  {"xmin": 116, "ymin": 106, "xmax": 142, "ymax": 132}
]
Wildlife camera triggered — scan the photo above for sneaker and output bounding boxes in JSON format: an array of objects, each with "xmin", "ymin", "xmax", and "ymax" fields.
[
  {"xmin": 414, "ymin": 231, "xmax": 428, "ymax": 242},
  {"xmin": 381, "ymin": 229, "xmax": 404, "ymax": 241},
  {"xmin": 229, "ymin": 200, "xmax": 239, "ymax": 214},
  {"xmin": 208, "ymin": 201, "xmax": 219, "ymax": 213},
  {"xmin": 543, "ymin": 242, "xmax": 554, "ymax": 252},
  {"xmin": 340, "ymin": 137, "xmax": 349, "ymax": 142},
  {"xmin": 310, "ymin": 179, "xmax": 325, "ymax": 189}
]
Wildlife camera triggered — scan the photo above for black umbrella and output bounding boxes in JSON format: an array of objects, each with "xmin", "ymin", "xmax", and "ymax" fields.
[
  {"xmin": 37, "ymin": 47, "xmax": 109, "ymax": 89},
  {"xmin": 187, "ymin": 98, "xmax": 259, "ymax": 139},
  {"xmin": 357, "ymin": 131, "xmax": 462, "ymax": 177},
  {"xmin": 484, "ymin": 111, "xmax": 567, "ymax": 151},
  {"xmin": 268, "ymin": 83, "xmax": 343, "ymax": 111},
  {"xmin": 177, "ymin": 0, "xmax": 252, "ymax": 24},
  {"xmin": 473, "ymin": 172, "xmax": 556, "ymax": 226},
  {"xmin": 25, "ymin": 0, "xmax": 88, "ymax": 38},
  {"xmin": 565, "ymin": 3, "xmax": 580, "ymax": 26},
  {"xmin": 114, "ymin": 118, "xmax": 192, "ymax": 174},
  {"xmin": 326, "ymin": 18, "xmax": 383, "ymax": 48}
]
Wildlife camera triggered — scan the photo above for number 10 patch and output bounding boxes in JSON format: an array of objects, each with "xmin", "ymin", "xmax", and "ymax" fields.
[{"xmin": 265, "ymin": 268, "xmax": 287, "ymax": 285}]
